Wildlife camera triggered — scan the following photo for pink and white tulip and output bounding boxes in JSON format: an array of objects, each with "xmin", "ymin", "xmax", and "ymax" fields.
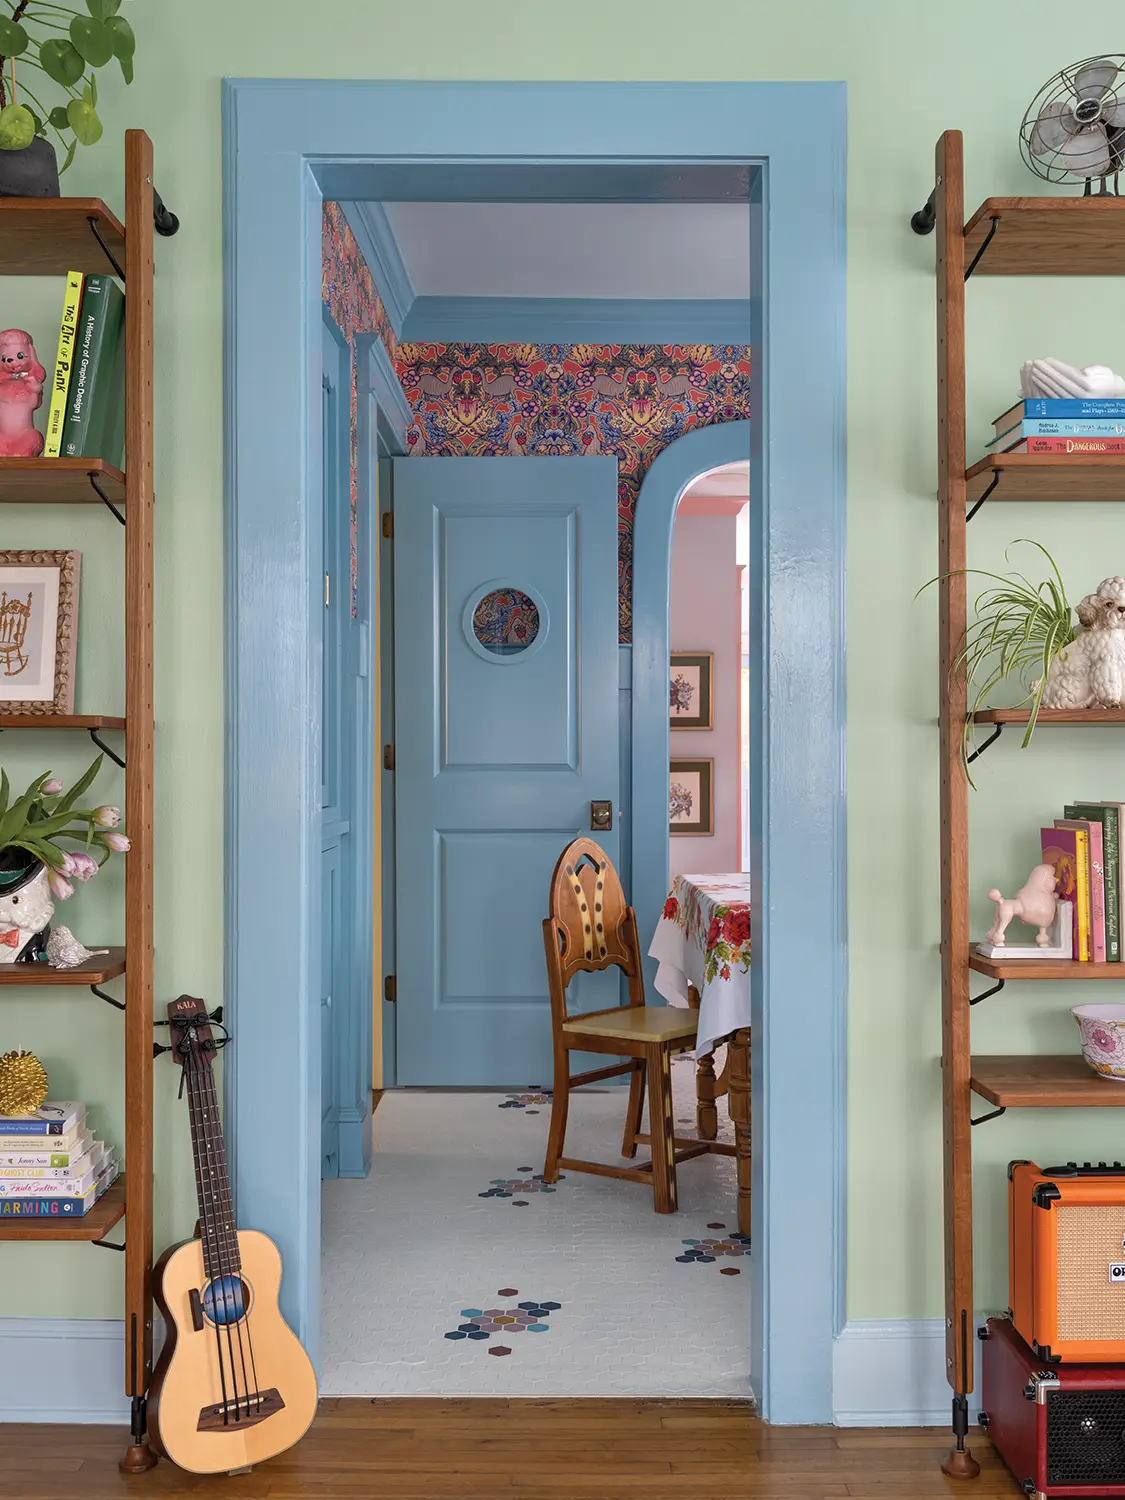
[
  {"xmin": 92, "ymin": 806, "xmax": 121, "ymax": 828},
  {"xmin": 47, "ymin": 868, "xmax": 75, "ymax": 901},
  {"xmin": 101, "ymin": 832, "xmax": 131, "ymax": 853},
  {"xmin": 68, "ymin": 852, "xmax": 99, "ymax": 882},
  {"xmin": 41, "ymin": 778, "xmax": 63, "ymax": 796}
]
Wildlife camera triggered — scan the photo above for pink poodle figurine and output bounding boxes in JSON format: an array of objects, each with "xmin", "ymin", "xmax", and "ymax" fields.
[
  {"xmin": 0, "ymin": 329, "xmax": 46, "ymax": 457},
  {"xmin": 985, "ymin": 863, "xmax": 1059, "ymax": 948}
]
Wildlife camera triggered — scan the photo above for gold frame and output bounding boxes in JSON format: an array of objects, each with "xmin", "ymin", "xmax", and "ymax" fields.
[
  {"xmin": 669, "ymin": 757, "xmax": 714, "ymax": 836},
  {"xmin": 670, "ymin": 650, "xmax": 714, "ymax": 730},
  {"xmin": 0, "ymin": 549, "xmax": 81, "ymax": 717}
]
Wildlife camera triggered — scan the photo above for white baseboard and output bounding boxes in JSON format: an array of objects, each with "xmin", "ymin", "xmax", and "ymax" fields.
[
  {"xmin": 0, "ymin": 1318, "xmax": 128, "ymax": 1423},
  {"xmin": 833, "ymin": 1318, "xmax": 984, "ymax": 1427}
]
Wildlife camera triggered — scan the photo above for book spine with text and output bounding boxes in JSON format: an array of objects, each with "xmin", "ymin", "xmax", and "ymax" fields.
[
  {"xmin": 1059, "ymin": 820, "xmax": 1105, "ymax": 961},
  {"xmin": 1068, "ymin": 804, "xmax": 1121, "ymax": 961},
  {"xmin": 0, "ymin": 1134, "xmax": 92, "ymax": 1168},
  {"xmin": 1008, "ymin": 399, "xmax": 1125, "ymax": 420},
  {"xmin": 1013, "ymin": 437, "xmax": 1125, "ymax": 454},
  {"xmin": 60, "ymin": 276, "xmax": 124, "ymax": 459},
  {"xmin": 42, "ymin": 270, "xmax": 84, "ymax": 457}
]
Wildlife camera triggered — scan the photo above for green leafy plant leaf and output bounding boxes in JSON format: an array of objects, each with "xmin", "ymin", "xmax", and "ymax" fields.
[
  {"xmin": 105, "ymin": 15, "xmax": 133, "ymax": 83},
  {"xmin": 40, "ymin": 37, "xmax": 85, "ymax": 87},
  {"xmin": 0, "ymin": 102, "xmax": 36, "ymax": 151},
  {"xmin": 60, "ymin": 136, "xmax": 77, "ymax": 173},
  {"xmin": 86, "ymin": 0, "xmax": 122, "ymax": 17},
  {"xmin": 66, "ymin": 96, "xmax": 102, "ymax": 147},
  {"xmin": 48, "ymin": 105, "xmax": 70, "ymax": 131},
  {"xmin": 0, "ymin": 18, "xmax": 29, "ymax": 57},
  {"xmin": 69, "ymin": 15, "xmax": 113, "ymax": 68}
]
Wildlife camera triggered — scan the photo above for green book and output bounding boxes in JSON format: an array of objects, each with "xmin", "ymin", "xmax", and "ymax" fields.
[
  {"xmin": 60, "ymin": 275, "xmax": 125, "ymax": 465},
  {"xmin": 1068, "ymin": 803, "xmax": 1121, "ymax": 962}
]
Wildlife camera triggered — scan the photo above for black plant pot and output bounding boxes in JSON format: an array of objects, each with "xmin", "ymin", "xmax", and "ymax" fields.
[{"xmin": 0, "ymin": 136, "xmax": 60, "ymax": 199}]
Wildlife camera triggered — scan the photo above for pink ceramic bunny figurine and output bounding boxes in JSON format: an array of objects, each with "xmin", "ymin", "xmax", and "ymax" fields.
[{"xmin": 0, "ymin": 329, "xmax": 46, "ymax": 457}]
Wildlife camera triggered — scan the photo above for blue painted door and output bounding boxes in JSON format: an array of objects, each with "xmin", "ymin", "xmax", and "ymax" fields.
[{"xmin": 393, "ymin": 456, "xmax": 620, "ymax": 1086}]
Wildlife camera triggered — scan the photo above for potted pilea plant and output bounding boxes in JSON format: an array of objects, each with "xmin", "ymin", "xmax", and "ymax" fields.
[
  {"xmin": 919, "ymin": 539, "xmax": 1077, "ymax": 782},
  {"xmin": 0, "ymin": 0, "xmax": 134, "ymax": 197},
  {"xmin": 0, "ymin": 755, "xmax": 130, "ymax": 964}
]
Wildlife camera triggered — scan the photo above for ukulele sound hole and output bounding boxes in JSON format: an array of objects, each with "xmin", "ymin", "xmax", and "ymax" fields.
[{"xmin": 202, "ymin": 1275, "xmax": 250, "ymax": 1326}]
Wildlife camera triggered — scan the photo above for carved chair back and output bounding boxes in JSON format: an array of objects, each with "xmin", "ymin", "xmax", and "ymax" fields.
[
  {"xmin": 0, "ymin": 590, "xmax": 31, "ymax": 676},
  {"xmin": 542, "ymin": 837, "xmax": 645, "ymax": 1027}
]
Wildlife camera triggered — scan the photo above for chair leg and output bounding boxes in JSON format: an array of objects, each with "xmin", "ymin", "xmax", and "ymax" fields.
[
  {"xmin": 646, "ymin": 1044, "xmax": 677, "ymax": 1214},
  {"xmin": 621, "ymin": 1060, "xmax": 646, "ymax": 1158},
  {"xmin": 543, "ymin": 1047, "xmax": 571, "ymax": 1184}
]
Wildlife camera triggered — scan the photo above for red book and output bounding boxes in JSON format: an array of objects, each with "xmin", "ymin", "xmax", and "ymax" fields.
[
  {"xmin": 1041, "ymin": 826, "xmax": 1087, "ymax": 960},
  {"xmin": 1012, "ymin": 437, "xmax": 1125, "ymax": 454},
  {"xmin": 1056, "ymin": 818, "xmax": 1106, "ymax": 962}
]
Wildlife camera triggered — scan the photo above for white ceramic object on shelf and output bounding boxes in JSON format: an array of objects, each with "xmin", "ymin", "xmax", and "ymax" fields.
[
  {"xmin": 977, "ymin": 897, "xmax": 1072, "ymax": 960},
  {"xmin": 1020, "ymin": 359, "xmax": 1125, "ymax": 400},
  {"xmin": 1042, "ymin": 576, "xmax": 1125, "ymax": 710},
  {"xmin": 0, "ymin": 863, "xmax": 54, "ymax": 964},
  {"xmin": 1073, "ymin": 1003, "xmax": 1125, "ymax": 1081}
]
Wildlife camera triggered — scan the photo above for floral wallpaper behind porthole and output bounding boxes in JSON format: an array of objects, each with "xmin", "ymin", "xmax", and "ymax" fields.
[{"xmin": 322, "ymin": 204, "xmax": 751, "ymax": 639}]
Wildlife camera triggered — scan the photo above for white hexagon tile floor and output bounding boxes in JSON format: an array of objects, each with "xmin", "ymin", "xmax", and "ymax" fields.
[{"xmin": 320, "ymin": 1052, "xmax": 751, "ymax": 1397}]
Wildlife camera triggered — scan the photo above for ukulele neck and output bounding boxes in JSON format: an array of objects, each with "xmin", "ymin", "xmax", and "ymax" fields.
[{"xmin": 185, "ymin": 1058, "xmax": 241, "ymax": 1279}]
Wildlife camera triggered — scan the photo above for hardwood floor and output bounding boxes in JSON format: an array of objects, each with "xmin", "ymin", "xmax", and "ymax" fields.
[{"xmin": 0, "ymin": 1399, "xmax": 1021, "ymax": 1498}]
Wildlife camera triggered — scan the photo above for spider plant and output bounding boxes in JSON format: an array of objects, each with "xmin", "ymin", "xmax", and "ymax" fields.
[{"xmin": 917, "ymin": 539, "xmax": 1077, "ymax": 782}]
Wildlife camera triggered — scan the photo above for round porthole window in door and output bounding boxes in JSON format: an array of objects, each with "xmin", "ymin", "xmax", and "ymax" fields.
[{"xmin": 462, "ymin": 581, "xmax": 550, "ymax": 664}]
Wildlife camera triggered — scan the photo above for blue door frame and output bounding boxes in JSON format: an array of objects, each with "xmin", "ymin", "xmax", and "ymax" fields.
[{"xmin": 222, "ymin": 79, "xmax": 846, "ymax": 1423}]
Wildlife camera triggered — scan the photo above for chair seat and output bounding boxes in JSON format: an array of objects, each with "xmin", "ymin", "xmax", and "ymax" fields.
[{"xmin": 563, "ymin": 1006, "xmax": 698, "ymax": 1044}]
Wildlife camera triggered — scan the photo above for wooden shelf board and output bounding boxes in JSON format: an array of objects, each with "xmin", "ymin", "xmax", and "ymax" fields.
[
  {"xmin": 971, "ymin": 952, "xmax": 1125, "ymax": 980},
  {"xmin": 0, "ymin": 715, "xmax": 125, "ymax": 731},
  {"xmin": 966, "ymin": 453, "xmax": 1125, "ymax": 504},
  {"xmin": 0, "ymin": 458, "xmax": 125, "ymax": 506},
  {"xmin": 0, "ymin": 947, "xmax": 125, "ymax": 986},
  {"xmin": 0, "ymin": 1176, "xmax": 124, "ymax": 1242},
  {"xmin": 971, "ymin": 1054, "xmax": 1125, "ymax": 1108},
  {"xmin": 0, "ymin": 199, "xmax": 125, "ymax": 278},
  {"xmin": 965, "ymin": 196, "xmax": 1125, "ymax": 276},
  {"xmin": 973, "ymin": 707, "xmax": 1125, "ymax": 725}
]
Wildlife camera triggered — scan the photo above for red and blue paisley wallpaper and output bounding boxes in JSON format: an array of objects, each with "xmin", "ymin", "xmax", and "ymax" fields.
[{"xmin": 322, "ymin": 203, "xmax": 751, "ymax": 640}]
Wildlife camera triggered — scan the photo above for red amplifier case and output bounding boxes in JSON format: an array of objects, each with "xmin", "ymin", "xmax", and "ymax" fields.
[{"xmin": 981, "ymin": 1316, "xmax": 1125, "ymax": 1497}]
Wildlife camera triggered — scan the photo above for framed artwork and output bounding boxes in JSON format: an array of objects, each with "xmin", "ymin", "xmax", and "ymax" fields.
[
  {"xmin": 669, "ymin": 651, "xmax": 714, "ymax": 730},
  {"xmin": 0, "ymin": 550, "xmax": 80, "ymax": 716},
  {"xmin": 669, "ymin": 758, "xmax": 714, "ymax": 836}
]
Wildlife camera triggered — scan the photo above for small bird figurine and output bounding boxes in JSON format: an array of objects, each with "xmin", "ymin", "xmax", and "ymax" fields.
[{"xmin": 46, "ymin": 926, "xmax": 108, "ymax": 970}]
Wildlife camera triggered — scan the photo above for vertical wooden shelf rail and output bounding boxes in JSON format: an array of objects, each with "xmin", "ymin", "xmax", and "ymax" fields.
[
  {"xmin": 934, "ymin": 129, "xmax": 979, "ymax": 1481},
  {"xmin": 122, "ymin": 127, "xmax": 157, "ymax": 1472}
]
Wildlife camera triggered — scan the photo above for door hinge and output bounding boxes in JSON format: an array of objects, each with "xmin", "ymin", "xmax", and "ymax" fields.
[
  {"xmin": 383, "ymin": 743, "xmax": 395, "ymax": 771},
  {"xmin": 381, "ymin": 512, "xmax": 393, "ymax": 539},
  {"xmin": 324, "ymin": 571, "xmax": 330, "ymax": 608},
  {"xmin": 384, "ymin": 975, "xmax": 397, "ymax": 1004}
]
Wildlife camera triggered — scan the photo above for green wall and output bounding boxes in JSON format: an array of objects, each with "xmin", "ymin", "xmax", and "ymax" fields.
[{"xmin": 4, "ymin": 0, "xmax": 1125, "ymax": 1325}]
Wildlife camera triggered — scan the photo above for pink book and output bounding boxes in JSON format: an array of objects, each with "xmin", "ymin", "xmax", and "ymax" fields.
[{"xmin": 1057, "ymin": 818, "xmax": 1107, "ymax": 962}]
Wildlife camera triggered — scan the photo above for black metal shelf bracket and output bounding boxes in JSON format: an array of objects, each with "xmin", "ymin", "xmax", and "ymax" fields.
[
  {"xmin": 93, "ymin": 1235, "xmax": 125, "ymax": 1252},
  {"xmin": 911, "ymin": 187, "xmax": 937, "ymax": 235},
  {"xmin": 966, "ymin": 723, "xmax": 1003, "ymax": 763},
  {"xmin": 87, "ymin": 213, "xmax": 125, "ymax": 281},
  {"xmin": 91, "ymin": 982, "xmax": 125, "ymax": 1011},
  {"xmin": 89, "ymin": 726, "xmax": 125, "ymax": 768},
  {"xmin": 970, "ymin": 977, "xmax": 1005, "ymax": 1007},
  {"xmin": 965, "ymin": 216, "xmax": 1000, "ymax": 281},
  {"xmin": 88, "ymin": 471, "xmax": 125, "ymax": 525},
  {"xmin": 153, "ymin": 188, "xmax": 180, "ymax": 238},
  {"xmin": 966, "ymin": 472, "xmax": 1000, "ymax": 522},
  {"xmin": 971, "ymin": 1104, "xmax": 1006, "ymax": 1127}
]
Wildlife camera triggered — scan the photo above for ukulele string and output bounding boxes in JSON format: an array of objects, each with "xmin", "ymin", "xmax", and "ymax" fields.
[
  {"xmin": 185, "ymin": 1044, "xmax": 233, "ymax": 1425},
  {"xmin": 202, "ymin": 1058, "xmax": 258, "ymax": 1415},
  {"xmin": 197, "ymin": 1064, "xmax": 246, "ymax": 1421}
]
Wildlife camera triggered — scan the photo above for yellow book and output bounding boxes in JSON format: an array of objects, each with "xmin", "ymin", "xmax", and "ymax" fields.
[
  {"xmin": 1063, "ymin": 824, "xmax": 1091, "ymax": 962},
  {"xmin": 42, "ymin": 270, "xmax": 84, "ymax": 458}
]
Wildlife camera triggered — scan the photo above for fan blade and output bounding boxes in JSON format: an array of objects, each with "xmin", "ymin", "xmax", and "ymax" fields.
[
  {"xmin": 1030, "ymin": 99, "xmax": 1073, "ymax": 156},
  {"xmin": 1058, "ymin": 124, "xmax": 1113, "ymax": 176},
  {"xmin": 1074, "ymin": 60, "xmax": 1119, "ymax": 102},
  {"xmin": 1105, "ymin": 96, "xmax": 1125, "ymax": 128}
]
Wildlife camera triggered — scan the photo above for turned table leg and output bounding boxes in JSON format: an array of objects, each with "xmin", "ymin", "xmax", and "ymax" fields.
[
  {"xmin": 695, "ymin": 1050, "xmax": 719, "ymax": 1141},
  {"xmin": 728, "ymin": 1027, "xmax": 751, "ymax": 1239}
]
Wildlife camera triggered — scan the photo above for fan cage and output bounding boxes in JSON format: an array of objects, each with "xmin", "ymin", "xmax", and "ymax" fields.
[{"xmin": 1019, "ymin": 54, "xmax": 1125, "ymax": 190}]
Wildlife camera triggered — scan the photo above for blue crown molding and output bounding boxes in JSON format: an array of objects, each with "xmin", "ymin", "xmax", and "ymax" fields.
[
  {"xmin": 339, "ymin": 200, "xmax": 416, "ymax": 338},
  {"xmin": 361, "ymin": 333, "xmax": 413, "ymax": 446},
  {"xmin": 401, "ymin": 296, "xmax": 751, "ymax": 346}
]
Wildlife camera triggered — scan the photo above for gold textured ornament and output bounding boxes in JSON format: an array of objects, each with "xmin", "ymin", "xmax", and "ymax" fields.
[{"xmin": 0, "ymin": 1049, "xmax": 49, "ymax": 1117}]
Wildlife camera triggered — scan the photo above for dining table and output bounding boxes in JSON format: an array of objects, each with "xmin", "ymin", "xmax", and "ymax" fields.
[{"xmin": 648, "ymin": 872, "xmax": 752, "ymax": 1238}]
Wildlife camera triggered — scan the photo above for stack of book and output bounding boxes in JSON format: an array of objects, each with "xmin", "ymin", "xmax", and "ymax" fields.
[
  {"xmin": 41, "ymin": 269, "xmax": 126, "ymax": 468},
  {"xmin": 989, "ymin": 397, "xmax": 1125, "ymax": 456},
  {"xmin": 0, "ymin": 1101, "xmax": 119, "ymax": 1220},
  {"xmin": 1041, "ymin": 801, "xmax": 1125, "ymax": 964}
]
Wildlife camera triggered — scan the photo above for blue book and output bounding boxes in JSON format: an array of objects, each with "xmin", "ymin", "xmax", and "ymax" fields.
[
  {"xmin": 995, "ymin": 397, "xmax": 1125, "ymax": 432},
  {"xmin": 0, "ymin": 1102, "xmax": 84, "ymax": 1137},
  {"xmin": 991, "ymin": 418, "xmax": 1125, "ymax": 449}
]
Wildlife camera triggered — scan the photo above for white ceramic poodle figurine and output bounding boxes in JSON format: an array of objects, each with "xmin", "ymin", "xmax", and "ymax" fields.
[
  {"xmin": 1021, "ymin": 360, "xmax": 1125, "ymax": 400},
  {"xmin": 986, "ymin": 863, "xmax": 1059, "ymax": 948},
  {"xmin": 0, "ymin": 865, "xmax": 54, "ymax": 963},
  {"xmin": 1041, "ymin": 576, "xmax": 1125, "ymax": 710}
]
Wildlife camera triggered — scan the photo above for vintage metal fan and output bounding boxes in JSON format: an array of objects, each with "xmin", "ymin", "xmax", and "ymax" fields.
[{"xmin": 1020, "ymin": 56, "xmax": 1125, "ymax": 194}]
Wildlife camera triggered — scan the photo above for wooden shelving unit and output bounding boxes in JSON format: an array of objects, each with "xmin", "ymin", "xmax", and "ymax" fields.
[
  {"xmin": 0, "ymin": 134, "xmax": 160, "ymax": 1472},
  {"xmin": 920, "ymin": 130, "xmax": 1125, "ymax": 1480}
]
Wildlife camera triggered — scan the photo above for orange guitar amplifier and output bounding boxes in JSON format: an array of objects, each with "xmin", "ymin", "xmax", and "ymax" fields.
[{"xmin": 1011, "ymin": 1160, "xmax": 1125, "ymax": 1363}]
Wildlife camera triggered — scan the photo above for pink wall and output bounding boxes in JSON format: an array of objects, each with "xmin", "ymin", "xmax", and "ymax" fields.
[{"xmin": 669, "ymin": 511, "xmax": 743, "ymax": 879}]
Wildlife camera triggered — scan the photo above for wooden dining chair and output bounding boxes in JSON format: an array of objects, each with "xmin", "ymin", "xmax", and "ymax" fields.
[{"xmin": 541, "ymin": 837, "xmax": 710, "ymax": 1213}]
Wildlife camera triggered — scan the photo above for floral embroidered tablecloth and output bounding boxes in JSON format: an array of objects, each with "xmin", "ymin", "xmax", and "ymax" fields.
[{"xmin": 648, "ymin": 873, "xmax": 752, "ymax": 1056}]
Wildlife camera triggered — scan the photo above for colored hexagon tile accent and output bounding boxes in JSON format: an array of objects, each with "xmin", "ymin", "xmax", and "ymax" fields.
[
  {"xmin": 675, "ymin": 1232, "xmax": 751, "ymax": 1265},
  {"xmin": 478, "ymin": 1172, "xmax": 562, "ymax": 1201},
  {"xmin": 720, "ymin": 1267, "xmax": 742, "ymax": 1276},
  {"xmin": 497, "ymin": 1092, "xmax": 552, "ymax": 1110},
  {"xmin": 443, "ymin": 1299, "xmax": 563, "ymax": 1343},
  {"xmin": 707, "ymin": 1222, "xmax": 726, "ymax": 1230},
  {"xmin": 489, "ymin": 1346, "xmax": 512, "ymax": 1356},
  {"xmin": 497, "ymin": 1289, "xmax": 519, "ymax": 1298}
]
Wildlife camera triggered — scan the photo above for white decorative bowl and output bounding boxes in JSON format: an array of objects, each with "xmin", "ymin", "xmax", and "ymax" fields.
[{"xmin": 1072, "ymin": 1004, "xmax": 1125, "ymax": 1081}]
